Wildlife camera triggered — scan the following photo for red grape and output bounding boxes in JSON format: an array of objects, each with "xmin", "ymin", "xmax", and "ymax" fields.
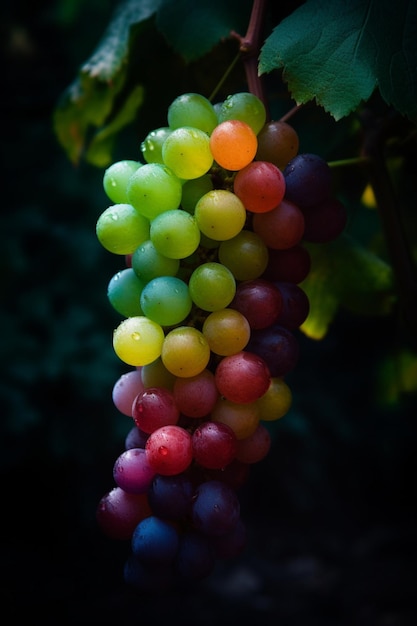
[
  {"xmin": 145, "ymin": 425, "xmax": 193, "ymax": 475},
  {"xmin": 215, "ymin": 351, "xmax": 271, "ymax": 403}
]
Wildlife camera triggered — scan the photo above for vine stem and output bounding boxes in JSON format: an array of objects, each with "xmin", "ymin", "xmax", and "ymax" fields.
[
  {"xmin": 328, "ymin": 156, "xmax": 370, "ymax": 168},
  {"xmin": 230, "ymin": 0, "xmax": 269, "ymax": 116},
  {"xmin": 362, "ymin": 117, "xmax": 417, "ymax": 340}
]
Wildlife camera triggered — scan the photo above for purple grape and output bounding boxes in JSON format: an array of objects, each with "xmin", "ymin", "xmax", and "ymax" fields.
[
  {"xmin": 247, "ymin": 324, "xmax": 299, "ymax": 377},
  {"xmin": 262, "ymin": 244, "xmax": 311, "ymax": 284},
  {"xmin": 124, "ymin": 425, "xmax": 149, "ymax": 450},
  {"xmin": 275, "ymin": 282, "xmax": 310, "ymax": 330},
  {"xmin": 131, "ymin": 515, "xmax": 180, "ymax": 564},
  {"xmin": 302, "ymin": 196, "xmax": 347, "ymax": 242},
  {"xmin": 230, "ymin": 278, "xmax": 283, "ymax": 329},
  {"xmin": 191, "ymin": 480, "xmax": 240, "ymax": 536},
  {"xmin": 283, "ymin": 153, "xmax": 332, "ymax": 209},
  {"xmin": 148, "ymin": 473, "xmax": 194, "ymax": 521}
]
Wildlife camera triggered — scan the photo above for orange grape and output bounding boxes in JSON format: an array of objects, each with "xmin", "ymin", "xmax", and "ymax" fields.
[{"xmin": 209, "ymin": 120, "xmax": 257, "ymax": 171}]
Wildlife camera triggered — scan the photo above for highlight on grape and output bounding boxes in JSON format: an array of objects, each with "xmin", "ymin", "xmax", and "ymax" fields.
[{"xmin": 95, "ymin": 91, "xmax": 347, "ymax": 592}]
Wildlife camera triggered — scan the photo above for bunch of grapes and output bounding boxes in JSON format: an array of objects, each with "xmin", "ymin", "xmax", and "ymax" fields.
[{"xmin": 95, "ymin": 92, "xmax": 347, "ymax": 592}]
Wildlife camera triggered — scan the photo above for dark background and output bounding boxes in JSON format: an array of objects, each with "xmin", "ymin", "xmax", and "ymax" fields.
[{"xmin": 1, "ymin": 1, "xmax": 416, "ymax": 624}]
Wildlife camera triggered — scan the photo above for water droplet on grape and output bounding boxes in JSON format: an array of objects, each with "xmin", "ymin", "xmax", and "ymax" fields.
[
  {"xmin": 158, "ymin": 446, "xmax": 168, "ymax": 456},
  {"xmin": 131, "ymin": 332, "xmax": 141, "ymax": 341}
]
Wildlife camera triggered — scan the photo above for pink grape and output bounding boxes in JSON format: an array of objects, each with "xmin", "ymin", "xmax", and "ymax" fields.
[
  {"xmin": 145, "ymin": 425, "xmax": 193, "ymax": 475},
  {"xmin": 113, "ymin": 448, "xmax": 156, "ymax": 494},
  {"xmin": 214, "ymin": 351, "xmax": 271, "ymax": 403},
  {"xmin": 112, "ymin": 369, "xmax": 144, "ymax": 417},
  {"xmin": 132, "ymin": 387, "xmax": 180, "ymax": 434}
]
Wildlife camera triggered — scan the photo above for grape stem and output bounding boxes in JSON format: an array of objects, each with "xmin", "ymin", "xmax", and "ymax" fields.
[
  {"xmin": 279, "ymin": 103, "xmax": 304, "ymax": 123},
  {"xmin": 230, "ymin": 0, "xmax": 270, "ymax": 117},
  {"xmin": 327, "ymin": 156, "xmax": 370, "ymax": 168}
]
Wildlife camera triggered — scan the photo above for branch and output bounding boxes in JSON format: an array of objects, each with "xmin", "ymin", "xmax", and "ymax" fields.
[
  {"xmin": 231, "ymin": 0, "xmax": 269, "ymax": 116},
  {"xmin": 362, "ymin": 113, "xmax": 417, "ymax": 340}
]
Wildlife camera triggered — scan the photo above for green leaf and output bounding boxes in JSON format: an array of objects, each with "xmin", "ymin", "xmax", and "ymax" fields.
[
  {"xmin": 259, "ymin": 0, "xmax": 417, "ymax": 121},
  {"xmin": 53, "ymin": 0, "xmax": 162, "ymax": 165},
  {"xmin": 300, "ymin": 234, "xmax": 396, "ymax": 340},
  {"xmin": 156, "ymin": 0, "xmax": 252, "ymax": 61},
  {"xmin": 85, "ymin": 85, "xmax": 144, "ymax": 167},
  {"xmin": 370, "ymin": 0, "xmax": 417, "ymax": 120}
]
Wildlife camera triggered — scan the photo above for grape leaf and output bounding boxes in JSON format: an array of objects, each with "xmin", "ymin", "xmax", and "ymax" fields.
[
  {"xmin": 156, "ymin": 0, "xmax": 252, "ymax": 62},
  {"xmin": 300, "ymin": 234, "xmax": 396, "ymax": 340},
  {"xmin": 53, "ymin": 0, "xmax": 163, "ymax": 166},
  {"xmin": 259, "ymin": 0, "xmax": 417, "ymax": 121},
  {"xmin": 85, "ymin": 85, "xmax": 144, "ymax": 167}
]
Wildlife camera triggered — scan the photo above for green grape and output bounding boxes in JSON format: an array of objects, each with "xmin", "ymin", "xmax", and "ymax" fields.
[
  {"xmin": 103, "ymin": 160, "xmax": 142, "ymax": 203},
  {"xmin": 127, "ymin": 163, "xmax": 182, "ymax": 220},
  {"xmin": 202, "ymin": 308, "xmax": 251, "ymax": 356},
  {"xmin": 181, "ymin": 174, "xmax": 213, "ymax": 213},
  {"xmin": 162, "ymin": 127, "xmax": 213, "ymax": 180},
  {"xmin": 213, "ymin": 101, "xmax": 223, "ymax": 119},
  {"xmin": 218, "ymin": 230, "xmax": 269, "ymax": 280},
  {"xmin": 131, "ymin": 239, "xmax": 179, "ymax": 282},
  {"xmin": 188, "ymin": 262, "xmax": 236, "ymax": 311},
  {"xmin": 167, "ymin": 93, "xmax": 218, "ymax": 134},
  {"xmin": 141, "ymin": 357, "xmax": 176, "ymax": 390},
  {"xmin": 150, "ymin": 210, "xmax": 201, "ymax": 259},
  {"xmin": 218, "ymin": 92, "xmax": 266, "ymax": 135},
  {"xmin": 96, "ymin": 203, "xmax": 150, "ymax": 255},
  {"xmin": 161, "ymin": 326, "xmax": 210, "ymax": 377},
  {"xmin": 107, "ymin": 268, "xmax": 145, "ymax": 317},
  {"xmin": 194, "ymin": 189, "xmax": 247, "ymax": 241},
  {"xmin": 140, "ymin": 276, "xmax": 192, "ymax": 327},
  {"xmin": 113, "ymin": 316, "xmax": 165, "ymax": 366},
  {"xmin": 141, "ymin": 127, "xmax": 171, "ymax": 164}
]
